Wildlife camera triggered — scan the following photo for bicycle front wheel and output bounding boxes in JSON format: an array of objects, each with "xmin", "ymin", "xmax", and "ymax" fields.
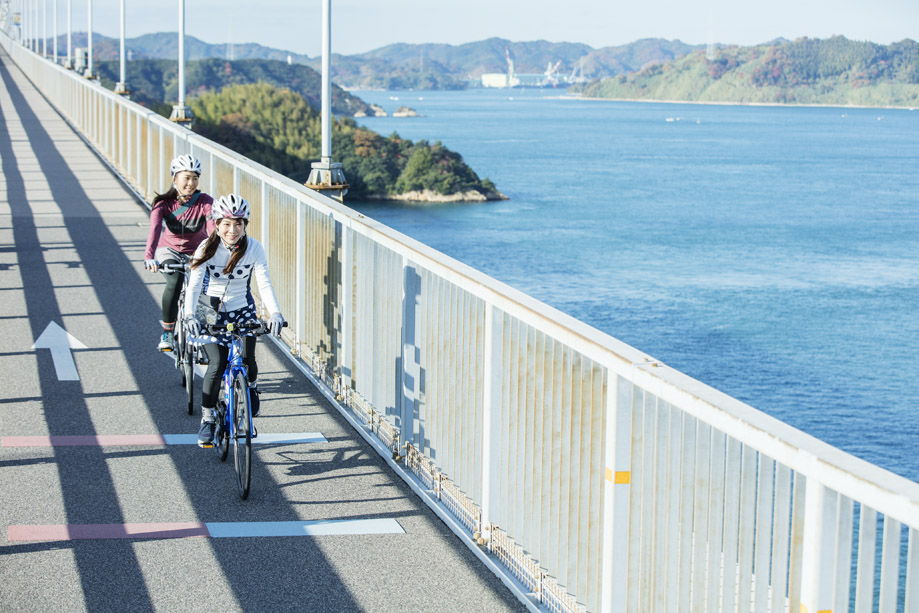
[
  {"xmin": 232, "ymin": 373, "xmax": 252, "ymax": 499},
  {"xmin": 174, "ymin": 316, "xmax": 184, "ymax": 373}
]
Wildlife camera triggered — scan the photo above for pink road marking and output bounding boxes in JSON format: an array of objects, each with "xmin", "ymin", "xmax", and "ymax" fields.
[
  {"xmin": 8, "ymin": 522, "xmax": 210, "ymax": 541},
  {"xmin": 2, "ymin": 435, "xmax": 167, "ymax": 447}
]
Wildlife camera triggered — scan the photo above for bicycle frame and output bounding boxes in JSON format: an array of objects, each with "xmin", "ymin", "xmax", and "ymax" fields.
[
  {"xmin": 221, "ymin": 330, "xmax": 253, "ymax": 443},
  {"xmin": 209, "ymin": 321, "xmax": 261, "ymax": 499}
]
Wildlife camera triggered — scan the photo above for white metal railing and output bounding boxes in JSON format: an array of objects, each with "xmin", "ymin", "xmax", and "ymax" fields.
[{"xmin": 4, "ymin": 31, "xmax": 919, "ymax": 613}]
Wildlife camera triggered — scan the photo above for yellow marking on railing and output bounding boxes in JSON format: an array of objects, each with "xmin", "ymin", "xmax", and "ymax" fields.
[{"xmin": 606, "ymin": 469, "xmax": 630, "ymax": 484}]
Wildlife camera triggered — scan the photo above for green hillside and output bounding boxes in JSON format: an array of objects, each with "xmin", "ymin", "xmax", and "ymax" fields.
[
  {"xmin": 190, "ymin": 83, "xmax": 503, "ymax": 201},
  {"xmin": 572, "ymin": 36, "xmax": 919, "ymax": 107}
]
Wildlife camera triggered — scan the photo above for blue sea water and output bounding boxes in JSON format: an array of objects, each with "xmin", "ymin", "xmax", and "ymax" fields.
[{"xmin": 351, "ymin": 88, "xmax": 919, "ymax": 483}]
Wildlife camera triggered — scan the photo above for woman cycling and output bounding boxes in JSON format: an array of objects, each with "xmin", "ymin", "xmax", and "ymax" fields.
[
  {"xmin": 143, "ymin": 154, "xmax": 214, "ymax": 351},
  {"xmin": 182, "ymin": 194, "xmax": 284, "ymax": 447}
]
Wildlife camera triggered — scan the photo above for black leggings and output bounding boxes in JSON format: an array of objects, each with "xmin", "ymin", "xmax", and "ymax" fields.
[
  {"xmin": 159, "ymin": 260, "xmax": 184, "ymax": 323},
  {"xmin": 201, "ymin": 337, "xmax": 257, "ymax": 408}
]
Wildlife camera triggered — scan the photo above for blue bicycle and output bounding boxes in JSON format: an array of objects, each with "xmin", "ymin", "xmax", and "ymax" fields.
[{"xmin": 206, "ymin": 320, "xmax": 283, "ymax": 499}]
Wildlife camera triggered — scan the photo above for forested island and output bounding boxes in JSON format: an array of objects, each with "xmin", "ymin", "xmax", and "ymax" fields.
[
  {"xmin": 190, "ymin": 82, "xmax": 503, "ymax": 201},
  {"xmin": 570, "ymin": 37, "xmax": 919, "ymax": 107},
  {"xmin": 94, "ymin": 58, "xmax": 503, "ymax": 202}
]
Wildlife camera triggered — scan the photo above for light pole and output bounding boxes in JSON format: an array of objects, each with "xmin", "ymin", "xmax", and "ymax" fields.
[
  {"xmin": 41, "ymin": 0, "xmax": 45, "ymax": 58},
  {"xmin": 114, "ymin": 0, "xmax": 128, "ymax": 95},
  {"xmin": 84, "ymin": 0, "xmax": 94, "ymax": 78},
  {"xmin": 12, "ymin": 2, "xmax": 21, "ymax": 43},
  {"xmin": 64, "ymin": 0, "xmax": 71, "ymax": 68},
  {"xmin": 305, "ymin": 0, "xmax": 348, "ymax": 202},
  {"xmin": 169, "ymin": 0, "xmax": 193, "ymax": 126},
  {"xmin": 52, "ymin": 0, "xmax": 56, "ymax": 62}
]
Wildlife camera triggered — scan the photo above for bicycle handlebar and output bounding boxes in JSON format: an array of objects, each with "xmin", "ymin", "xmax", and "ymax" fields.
[
  {"xmin": 205, "ymin": 321, "xmax": 288, "ymax": 336},
  {"xmin": 159, "ymin": 262, "xmax": 189, "ymax": 273}
]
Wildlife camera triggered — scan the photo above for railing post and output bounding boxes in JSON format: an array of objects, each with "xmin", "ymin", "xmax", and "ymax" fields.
[
  {"xmin": 295, "ymin": 199, "xmax": 305, "ymax": 356},
  {"xmin": 601, "ymin": 370, "xmax": 631, "ymax": 612},
  {"xmin": 339, "ymin": 222, "xmax": 352, "ymax": 394},
  {"xmin": 107, "ymin": 96, "xmax": 113, "ymax": 159},
  {"xmin": 260, "ymin": 179, "xmax": 268, "ymax": 249},
  {"xmin": 134, "ymin": 110, "xmax": 141, "ymax": 189},
  {"xmin": 399, "ymin": 259, "xmax": 420, "ymax": 447},
  {"xmin": 480, "ymin": 303, "xmax": 501, "ymax": 545},
  {"xmin": 906, "ymin": 528, "xmax": 919, "ymax": 612},
  {"xmin": 144, "ymin": 112, "xmax": 152, "ymax": 200},
  {"xmin": 800, "ymin": 479, "xmax": 837, "ymax": 613}
]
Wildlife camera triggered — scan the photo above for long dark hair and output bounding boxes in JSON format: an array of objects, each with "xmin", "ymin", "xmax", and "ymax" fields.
[
  {"xmin": 191, "ymin": 223, "xmax": 249, "ymax": 274},
  {"xmin": 152, "ymin": 186, "xmax": 180, "ymax": 211}
]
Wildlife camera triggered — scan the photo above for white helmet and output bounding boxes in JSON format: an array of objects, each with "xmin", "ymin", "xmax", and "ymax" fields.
[
  {"xmin": 212, "ymin": 194, "xmax": 250, "ymax": 221},
  {"xmin": 170, "ymin": 154, "xmax": 202, "ymax": 177}
]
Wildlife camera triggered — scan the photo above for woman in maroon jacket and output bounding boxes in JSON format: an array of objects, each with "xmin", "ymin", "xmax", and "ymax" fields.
[{"xmin": 143, "ymin": 155, "xmax": 215, "ymax": 351}]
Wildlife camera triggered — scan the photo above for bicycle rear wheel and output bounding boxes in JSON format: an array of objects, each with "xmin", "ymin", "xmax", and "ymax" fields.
[{"xmin": 232, "ymin": 373, "xmax": 252, "ymax": 499}]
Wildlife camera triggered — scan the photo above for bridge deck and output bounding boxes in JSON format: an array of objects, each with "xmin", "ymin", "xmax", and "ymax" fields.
[{"xmin": 0, "ymin": 50, "xmax": 525, "ymax": 611}]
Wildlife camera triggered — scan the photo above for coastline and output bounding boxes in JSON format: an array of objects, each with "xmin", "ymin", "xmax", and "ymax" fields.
[
  {"xmin": 361, "ymin": 188, "xmax": 508, "ymax": 203},
  {"xmin": 547, "ymin": 93, "xmax": 919, "ymax": 111}
]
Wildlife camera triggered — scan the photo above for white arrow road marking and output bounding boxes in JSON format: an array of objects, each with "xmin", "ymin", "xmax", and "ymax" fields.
[{"xmin": 32, "ymin": 322, "xmax": 87, "ymax": 381}]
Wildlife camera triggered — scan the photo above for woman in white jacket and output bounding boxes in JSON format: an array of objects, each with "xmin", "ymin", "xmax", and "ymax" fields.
[{"xmin": 182, "ymin": 194, "xmax": 284, "ymax": 447}]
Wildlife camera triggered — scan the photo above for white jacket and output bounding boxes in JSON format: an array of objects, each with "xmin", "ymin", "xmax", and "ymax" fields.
[{"xmin": 183, "ymin": 237, "xmax": 281, "ymax": 318}]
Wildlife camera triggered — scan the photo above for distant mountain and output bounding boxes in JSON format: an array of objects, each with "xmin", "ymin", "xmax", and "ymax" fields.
[
  {"xmin": 92, "ymin": 57, "xmax": 374, "ymax": 117},
  {"xmin": 573, "ymin": 38, "xmax": 700, "ymax": 79},
  {"xmin": 128, "ymin": 33, "xmax": 314, "ymax": 64},
  {"xmin": 331, "ymin": 37, "xmax": 702, "ymax": 87},
  {"xmin": 570, "ymin": 36, "xmax": 919, "ymax": 107},
  {"xmin": 59, "ymin": 32, "xmax": 703, "ymax": 90},
  {"xmin": 62, "ymin": 32, "xmax": 313, "ymax": 64}
]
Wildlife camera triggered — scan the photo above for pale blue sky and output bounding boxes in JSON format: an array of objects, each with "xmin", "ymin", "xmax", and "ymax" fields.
[{"xmin": 20, "ymin": 0, "xmax": 919, "ymax": 56}]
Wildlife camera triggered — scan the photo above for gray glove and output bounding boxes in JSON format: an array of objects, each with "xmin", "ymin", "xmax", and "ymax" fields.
[
  {"xmin": 183, "ymin": 316, "xmax": 200, "ymax": 338},
  {"xmin": 268, "ymin": 313, "xmax": 284, "ymax": 337},
  {"xmin": 144, "ymin": 258, "xmax": 159, "ymax": 272}
]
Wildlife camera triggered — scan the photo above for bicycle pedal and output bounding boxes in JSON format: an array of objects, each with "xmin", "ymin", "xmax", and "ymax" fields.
[{"xmin": 198, "ymin": 442, "xmax": 214, "ymax": 449}]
